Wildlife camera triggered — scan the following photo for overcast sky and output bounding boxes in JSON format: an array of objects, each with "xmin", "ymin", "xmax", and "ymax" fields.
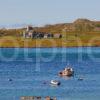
[{"xmin": 0, "ymin": 0, "xmax": 99, "ymax": 27}]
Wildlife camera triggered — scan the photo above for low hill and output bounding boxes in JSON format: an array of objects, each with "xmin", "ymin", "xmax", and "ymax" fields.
[
  {"xmin": 33, "ymin": 18, "xmax": 100, "ymax": 33},
  {"xmin": 0, "ymin": 18, "xmax": 100, "ymax": 36}
]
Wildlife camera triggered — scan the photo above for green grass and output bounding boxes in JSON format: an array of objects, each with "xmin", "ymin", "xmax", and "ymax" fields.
[{"xmin": 0, "ymin": 31, "xmax": 100, "ymax": 47}]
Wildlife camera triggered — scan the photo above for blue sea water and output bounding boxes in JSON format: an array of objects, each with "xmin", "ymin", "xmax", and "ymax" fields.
[{"xmin": 0, "ymin": 47, "xmax": 100, "ymax": 100}]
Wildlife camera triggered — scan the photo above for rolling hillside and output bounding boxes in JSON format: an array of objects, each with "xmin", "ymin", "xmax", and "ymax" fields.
[{"xmin": 0, "ymin": 18, "xmax": 100, "ymax": 47}]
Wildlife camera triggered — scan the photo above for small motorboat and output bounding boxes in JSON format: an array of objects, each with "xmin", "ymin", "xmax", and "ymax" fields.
[
  {"xmin": 50, "ymin": 80, "xmax": 61, "ymax": 86},
  {"xmin": 78, "ymin": 78, "xmax": 83, "ymax": 81},
  {"xmin": 59, "ymin": 67, "xmax": 74, "ymax": 77},
  {"xmin": 78, "ymin": 76, "xmax": 84, "ymax": 81}
]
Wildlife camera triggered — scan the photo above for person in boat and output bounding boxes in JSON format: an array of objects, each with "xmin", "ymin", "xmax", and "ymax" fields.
[{"xmin": 59, "ymin": 67, "xmax": 74, "ymax": 77}]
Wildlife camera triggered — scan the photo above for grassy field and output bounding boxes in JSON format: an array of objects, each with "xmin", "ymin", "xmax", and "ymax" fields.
[{"xmin": 0, "ymin": 31, "xmax": 100, "ymax": 48}]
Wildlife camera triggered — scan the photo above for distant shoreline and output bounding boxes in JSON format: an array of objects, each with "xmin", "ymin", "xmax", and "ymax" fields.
[{"xmin": 0, "ymin": 46, "xmax": 99, "ymax": 48}]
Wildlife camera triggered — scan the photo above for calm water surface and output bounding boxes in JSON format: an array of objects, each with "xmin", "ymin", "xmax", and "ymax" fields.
[{"xmin": 0, "ymin": 47, "xmax": 100, "ymax": 100}]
